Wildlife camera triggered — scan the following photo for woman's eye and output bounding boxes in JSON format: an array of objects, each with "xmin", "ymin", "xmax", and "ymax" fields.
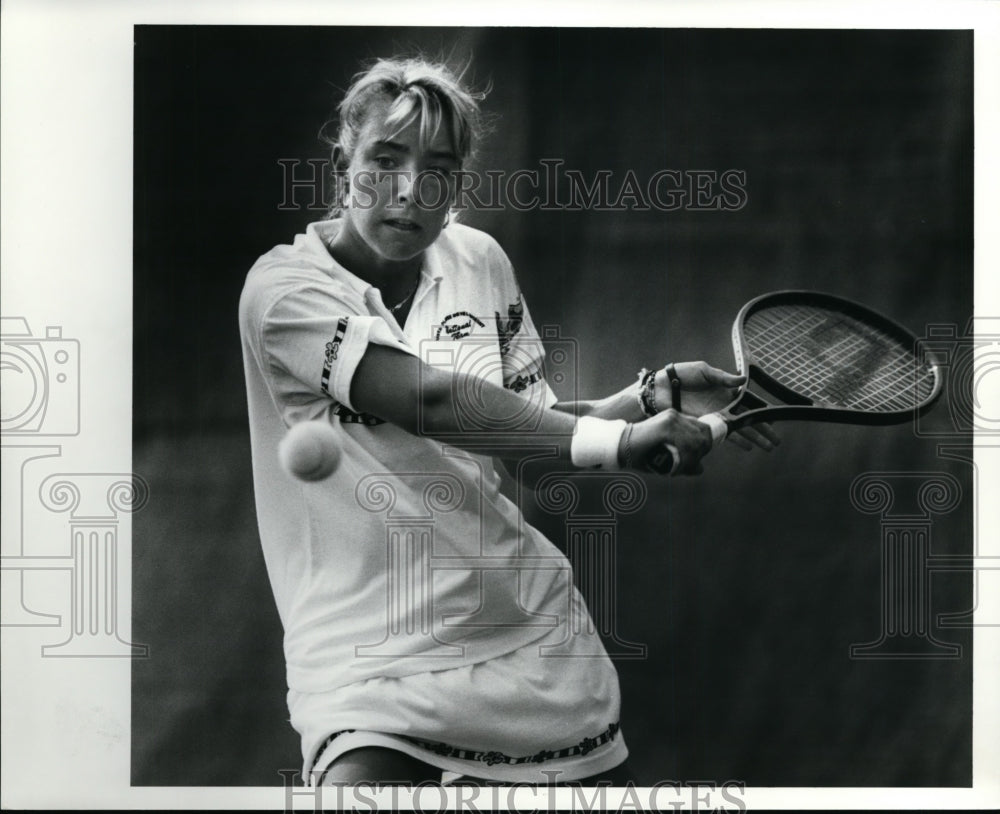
[{"xmin": 374, "ymin": 156, "xmax": 397, "ymax": 169}]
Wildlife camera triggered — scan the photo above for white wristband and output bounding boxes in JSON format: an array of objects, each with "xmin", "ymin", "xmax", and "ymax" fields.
[
  {"xmin": 697, "ymin": 412, "xmax": 728, "ymax": 447},
  {"xmin": 571, "ymin": 416, "xmax": 627, "ymax": 470}
]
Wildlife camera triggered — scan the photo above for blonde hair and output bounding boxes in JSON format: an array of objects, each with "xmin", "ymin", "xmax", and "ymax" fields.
[{"xmin": 324, "ymin": 56, "xmax": 486, "ymax": 217}]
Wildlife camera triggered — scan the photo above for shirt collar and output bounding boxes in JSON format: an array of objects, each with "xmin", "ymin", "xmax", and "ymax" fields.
[
  {"xmin": 305, "ymin": 220, "xmax": 369, "ymax": 300},
  {"xmin": 421, "ymin": 239, "xmax": 445, "ymax": 285}
]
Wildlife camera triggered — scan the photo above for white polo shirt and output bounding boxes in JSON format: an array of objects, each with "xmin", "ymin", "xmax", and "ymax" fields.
[{"xmin": 239, "ymin": 219, "xmax": 583, "ymax": 693}]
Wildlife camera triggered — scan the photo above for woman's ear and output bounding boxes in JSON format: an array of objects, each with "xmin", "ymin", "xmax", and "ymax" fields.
[
  {"xmin": 331, "ymin": 145, "xmax": 350, "ymax": 210},
  {"xmin": 331, "ymin": 145, "xmax": 347, "ymax": 171}
]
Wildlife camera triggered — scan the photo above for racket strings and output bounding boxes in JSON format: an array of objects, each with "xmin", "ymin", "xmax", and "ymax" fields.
[
  {"xmin": 744, "ymin": 305, "xmax": 936, "ymax": 412},
  {"xmin": 764, "ymin": 331, "xmax": 914, "ymax": 406}
]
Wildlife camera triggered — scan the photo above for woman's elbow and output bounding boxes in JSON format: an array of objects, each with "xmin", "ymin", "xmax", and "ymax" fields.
[{"xmin": 402, "ymin": 368, "xmax": 453, "ymax": 437}]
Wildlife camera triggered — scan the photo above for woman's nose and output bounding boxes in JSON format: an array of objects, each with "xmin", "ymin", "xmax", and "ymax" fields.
[{"xmin": 394, "ymin": 169, "xmax": 412, "ymax": 202}]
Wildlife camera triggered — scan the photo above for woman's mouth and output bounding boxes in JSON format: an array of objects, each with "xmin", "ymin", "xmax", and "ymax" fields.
[{"xmin": 384, "ymin": 218, "xmax": 420, "ymax": 232}]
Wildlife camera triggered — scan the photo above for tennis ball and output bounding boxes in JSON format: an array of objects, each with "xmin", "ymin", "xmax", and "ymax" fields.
[{"xmin": 279, "ymin": 420, "xmax": 341, "ymax": 482}]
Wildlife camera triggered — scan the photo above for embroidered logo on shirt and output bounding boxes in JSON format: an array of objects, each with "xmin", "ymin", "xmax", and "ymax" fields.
[
  {"xmin": 320, "ymin": 318, "xmax": 349, "ymax": 396},
  {"xmin": 435, "ymin": 311, "xmax": 485, "ymax": 340},
  {"xmin": 495, "ymin": 296, "xmax": 524, "ymax": 356}
]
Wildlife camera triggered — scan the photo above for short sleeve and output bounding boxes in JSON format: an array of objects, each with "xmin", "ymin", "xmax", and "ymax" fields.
[
  {"xmin": 488, "ymin": 244, "xmax": 560, "ymax": 409},
  {"xmin": 261, "ymin": 285, "xmax": 416, "ymax": 413}
]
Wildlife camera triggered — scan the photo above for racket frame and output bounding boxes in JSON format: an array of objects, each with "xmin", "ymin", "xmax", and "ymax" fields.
[{"xmin": 721, "ymin": 290, "xmax": 943, "ymax": 433}]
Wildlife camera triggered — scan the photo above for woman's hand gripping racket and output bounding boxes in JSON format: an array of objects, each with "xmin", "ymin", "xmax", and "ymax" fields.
[{"xmin": 652, "ymin": 290, "xmax": 943, "ymax": 474}]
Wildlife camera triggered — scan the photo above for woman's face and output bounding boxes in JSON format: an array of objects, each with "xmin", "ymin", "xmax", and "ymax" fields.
[{"xmin": 342, "ymin": 95, "xmax": 460, "ymax": 264}]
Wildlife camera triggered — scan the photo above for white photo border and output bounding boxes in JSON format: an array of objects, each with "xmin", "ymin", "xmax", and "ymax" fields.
[{"xmin": 1, "ymin": 0, "xmax": 997, "ymax": 809}]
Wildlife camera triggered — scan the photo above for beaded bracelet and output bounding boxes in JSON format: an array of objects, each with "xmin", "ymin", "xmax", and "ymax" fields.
[
  {"xmin": 643, "ymin": 370, "xmax": 658, "ymax": 415},
  {"xmin": 636, "ymin": 368, "xmax": 649, "ymax": 415},
  {"xmin": 636, "ymin": 368, "xmax": 657, "ymax": 417}
]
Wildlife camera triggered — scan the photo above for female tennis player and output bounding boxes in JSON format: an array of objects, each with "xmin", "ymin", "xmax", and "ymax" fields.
[{"xmin": 239, "ymin": 55, "xmax": 776, "ymax": 787}]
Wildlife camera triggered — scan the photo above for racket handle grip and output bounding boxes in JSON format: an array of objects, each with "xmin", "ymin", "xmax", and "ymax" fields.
[
  {"xmin": 697, "ymin": 413, "xmax": 729, "ymax": 448},
  {"xmin": 649, "ymin": 444, "xmax": 680, "ymax": 475}
]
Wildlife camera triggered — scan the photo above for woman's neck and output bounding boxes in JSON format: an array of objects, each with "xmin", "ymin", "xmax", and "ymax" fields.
[{"xmin": 327, "ymin": 219, "xmax": 423, "ymax": 305}]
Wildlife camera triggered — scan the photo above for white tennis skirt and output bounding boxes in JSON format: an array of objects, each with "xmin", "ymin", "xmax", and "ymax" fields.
[{"xmin": 288, "ymin": 593, "xmax": 627, "ymax": 785}]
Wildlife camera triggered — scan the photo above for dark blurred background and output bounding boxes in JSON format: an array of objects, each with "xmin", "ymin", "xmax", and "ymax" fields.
[{"xmin": 133, "ymin": 27, "xmax": 974, "ymax": 786}]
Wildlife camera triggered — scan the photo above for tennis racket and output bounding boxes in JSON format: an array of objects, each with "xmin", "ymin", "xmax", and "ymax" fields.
[{"xmin": 652, "ymin": 290, "xmax": 943, "ymax": 474}]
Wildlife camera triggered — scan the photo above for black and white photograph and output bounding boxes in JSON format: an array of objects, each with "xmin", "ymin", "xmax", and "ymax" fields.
[{"xmin": 2, "ymin": 2, "xmax": 999, "ymax": 811}]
